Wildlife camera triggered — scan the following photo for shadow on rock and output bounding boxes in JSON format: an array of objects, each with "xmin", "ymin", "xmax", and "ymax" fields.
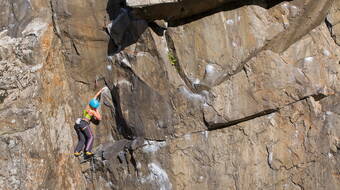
[
  {"xmin": 106, "ymin": 0, "xmax": 167, "ymax": 55},
  {"xmin": 167, "ymin": 0, "xmax": 294, "ymax": 26},
  {"xmin": 100, "ymin": 84, "xmax": 136, "ymax": 139},
  {"xmin": 106, "ymin": 1, "xmax": 146, "ymax": 55}
]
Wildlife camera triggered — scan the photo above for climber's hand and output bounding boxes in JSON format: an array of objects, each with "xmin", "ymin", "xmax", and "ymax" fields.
[
  {"xmin": 99, "ymin": 87, "xmax": 106, "ymax": 93},
  {"xmin": 94, "ymin": 87, "xmax": 106, "ymax": 99}
]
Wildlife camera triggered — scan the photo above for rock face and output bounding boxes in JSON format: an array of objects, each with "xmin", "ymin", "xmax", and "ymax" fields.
[
  {"xmin": 0, "ymin": 0, "xmax": 339, "ymax": 189},
  {"xmin": 327, "ymin": 0, "xmax": 340, "ymax": 45},
  {"xmin": 127, "ymin": 0, "xmax": 178, "ymax": 7}
]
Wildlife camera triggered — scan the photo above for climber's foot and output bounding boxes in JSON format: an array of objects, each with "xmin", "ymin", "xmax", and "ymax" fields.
[
  {"xmin": 74, "ymin": 152, "xmax": 81, "ymax": 157},
  {"xmin": 85, "ymin": 151, "xmax": 94, "ymax": 157}
]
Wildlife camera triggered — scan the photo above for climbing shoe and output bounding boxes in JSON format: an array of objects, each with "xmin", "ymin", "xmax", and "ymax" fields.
[
  {"xmin": 74, "ymin": 152, "xmax": 81, "ymax": 157},
  {"xmin": 85, "ymin": 151, "xmax": 94, "ymax": 156}
]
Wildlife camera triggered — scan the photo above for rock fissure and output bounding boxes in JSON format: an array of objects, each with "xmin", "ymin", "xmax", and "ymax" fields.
[
  {"xmin": 73, "ymin": 80, "xmax": 91, "ymax": 85},
  {"xmin": 325, "ymin": 13, "xmax": 338, "ymax": 45},
  {"xmin": 164, "ymin": 31, "xmax": 197, "ymax": 93},
  {"xmin": 291, "ymin": 178, "xmax": 305, "ymax": 190},
  {"xmin": 206, "ymin": 93, "xmax": 329, "ymax": 131},
  {"xmin": 71, "ymin": 40, "xmax": 80, "ymax": 56},
  {"xmin": 208, "ymin": 108, "xmax": 279, "ymax": 130},
  {"xmin": 262, "ymin": 160, "xmax": 319, "ymax": 189},
  {"xmin": 211, "ymin": 48, "xmax": 261, "ymax": 88},
  {"xmin": 123, "ymin": 95, "xmax": 330, "ymax": 144},
  {"xmin": 49, "ymin": 0, "xmax": 62, "ymax": 40}
]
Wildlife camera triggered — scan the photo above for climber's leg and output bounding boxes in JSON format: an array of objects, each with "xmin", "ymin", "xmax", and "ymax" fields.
[
  {"xmin": 74, "ymin": 123, "xmax": 85, "ymax": 156},
  {"xmin": 83, "ymin": 125, "xmax": 94, "ymax": 155}
]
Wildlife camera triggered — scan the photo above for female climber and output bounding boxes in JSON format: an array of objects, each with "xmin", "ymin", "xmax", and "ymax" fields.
[{"xmin": 74, "ymin": 87, "xmax": 105, "ymax": 157}]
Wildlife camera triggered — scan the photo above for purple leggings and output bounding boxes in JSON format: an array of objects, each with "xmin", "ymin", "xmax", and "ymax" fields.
[{"xmin": 74, "ymin": 120, "xmax": 94, "ymax": 153}]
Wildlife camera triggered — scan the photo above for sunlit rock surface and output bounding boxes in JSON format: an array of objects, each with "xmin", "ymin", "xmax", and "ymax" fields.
[
  {"xmin": 327, "ymin": 0, "xmax": 340, "ymax": 45},
  {"xmin": 0, "ymin": 0, "xmax": 339, "ymax": 189},
  {"xmin": 127, "ymin": 0, "xmax": 178, "ymax": 7}
]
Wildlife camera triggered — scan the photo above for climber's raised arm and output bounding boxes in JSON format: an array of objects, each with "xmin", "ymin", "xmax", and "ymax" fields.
[{"xmin": 93, "ymin": 87, "xmax": 106, "ymax": 100}]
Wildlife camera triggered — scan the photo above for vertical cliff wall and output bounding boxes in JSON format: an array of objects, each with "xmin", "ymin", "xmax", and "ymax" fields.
[{"xmin": 0, "ymin": 0, "xmax": 339, "ymax": 189}]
